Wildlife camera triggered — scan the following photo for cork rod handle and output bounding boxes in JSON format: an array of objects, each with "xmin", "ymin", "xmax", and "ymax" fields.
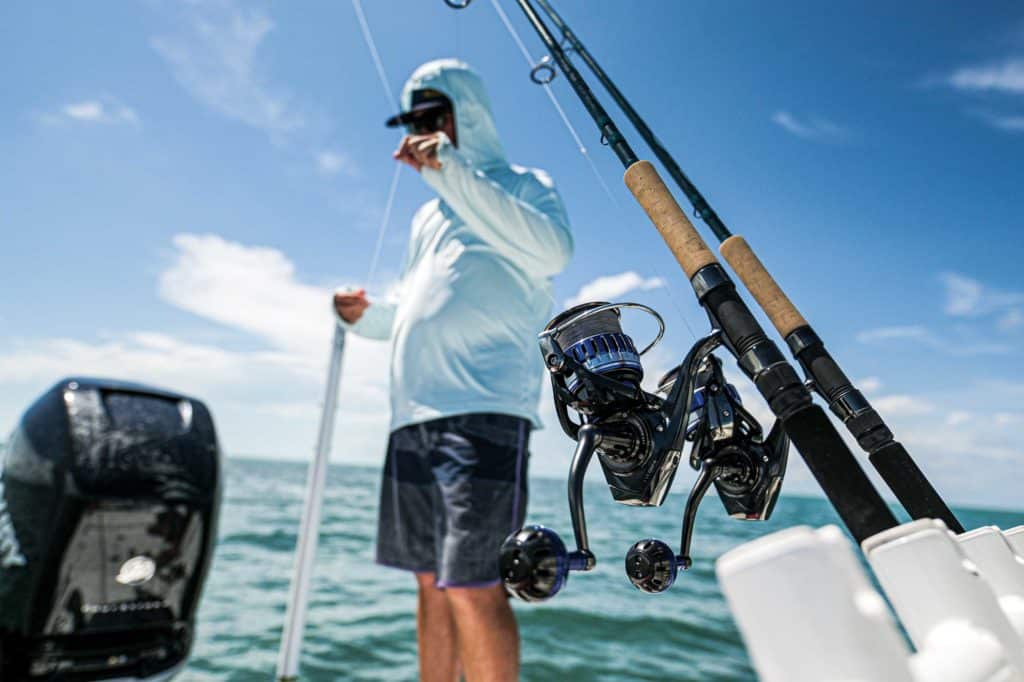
[
  {"xmin": 719, "ymin": 235, "xmax": 807, "ymax": 337},
  {"xmin": 623, "ymin": 161, "xmax": 718, "ymax": 279}
]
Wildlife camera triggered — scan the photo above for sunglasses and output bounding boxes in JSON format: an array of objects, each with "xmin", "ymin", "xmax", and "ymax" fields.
[{"xmin": 406, "ymin": 110, "xmax": 451, "ymax": 135}]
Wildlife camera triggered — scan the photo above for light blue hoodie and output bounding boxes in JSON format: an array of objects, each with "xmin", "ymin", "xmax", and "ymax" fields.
[{"xmin": 340, "ymin": 59, "xmax": 573, "ymax": 431}]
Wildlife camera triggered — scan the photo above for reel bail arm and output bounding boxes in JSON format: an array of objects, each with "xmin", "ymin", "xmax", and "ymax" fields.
[{"xmin": 566, "ymin": 424, "xmax": 599, "ymax": 570}]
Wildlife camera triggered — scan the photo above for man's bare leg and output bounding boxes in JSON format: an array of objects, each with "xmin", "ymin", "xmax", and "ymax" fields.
[
  {"xmin": 446, "ymin": 584, "xmax": 519, "ymax": 682},
  {"xmin": 416, "ymin": 573, "xmax": 461, "ymax": 682}
]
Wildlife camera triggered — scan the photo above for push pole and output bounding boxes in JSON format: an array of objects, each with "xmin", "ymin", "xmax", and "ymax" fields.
[
  {"xmin": 527, "ymin": 0, "xmax": 962, "ymax": 533},
  {"xmin": 276, "ymin": 324, "xmax": 346, "ymax": 682}
]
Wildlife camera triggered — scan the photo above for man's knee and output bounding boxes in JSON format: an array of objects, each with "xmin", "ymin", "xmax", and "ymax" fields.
[{"xmin": 445, "ymin": 583, "xmax": 510, "ymax": 613}]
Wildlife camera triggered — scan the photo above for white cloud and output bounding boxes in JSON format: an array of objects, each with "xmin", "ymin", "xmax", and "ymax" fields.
[
  {"xmin": 151, "ymin": 4, "xmax": 304, "ymax": 141},
  {"xmin": 973, "ymin": 110, "xmax": 1024, "ymax": 133},
  {"xmin": 0, "ymin": 234, "xmax": 393, "ymax": 462},
  {"xmin": 856, "ymin": 323, "xmax": 1011, "ymax": 356},
  {"xmin": 933, "ymin": 58, "xmax": 1024, "ymax": 134},
  {"xmin": 946, "ymin": 410, "xmax": 971, "ymax": 426},
  {"xmin": 998, "ymin": 309, "xmax": 1024, "ymax": 331},
  {"xmin": 855, "ymin": 326, "xmax": 930, "ymax": 343},
  {"xmin": 155, "ymin": 233, "xmax": 395, "ymax": 449},
  {"xmin": 564, "ymin": 271, "xmax": 666, "ymax": 309},
  {"xmin": 854, "ymin": 274, "xmax": 1022, "ymax": 358},
  {"xmin": 770, "ymin": 110, "xmax": 849, "ymax": 142},
  {"xmin": 871, "ymin": 394, "xmax": 935, "ymax": 417},
  {"xmin": 947, "ymin": 57, "xmax": 1024, "ymax": 95},
  {"xmin": 316, "ymin": 150, "xmax": 355, "ymax": 176},
  {"xmin": 857, "ymin": 376, "xmax": 883, "ymax": 394},
  {"xmin": 39, "ymin": 97, "xmax": 140, "ymax": 127},
  {"xmin": 65, "ymin": 101, "xmax": 104, "ymax": 120},
  {"xmin": 159, "ymin": 233, "xmax": 332, "ymax": 356},
  {"xmin": 994, "ymin": 412, "xmax": 1023, "ymax": 427},
  {"xmin": 941, "ymin": 272, "xmax": 1024, "ymax": 318}
]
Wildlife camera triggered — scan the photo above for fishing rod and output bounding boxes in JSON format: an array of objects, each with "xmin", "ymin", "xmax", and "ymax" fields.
[
  {"xmin": 524, "ymin": 0, "xmax": 962, "ymax": 533},
  {"xmin": 512, "ymin": 0, "xmax": 899, "ymax": 538},
  {"xmin": 446, "ymin": 0, "xmax": 898, "ymax": 598}
]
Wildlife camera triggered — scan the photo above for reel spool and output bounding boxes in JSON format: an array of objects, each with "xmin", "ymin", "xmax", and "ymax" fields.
[{"xmin": 501, "ymin": 302, "xmax": 790, "ymax": 601}]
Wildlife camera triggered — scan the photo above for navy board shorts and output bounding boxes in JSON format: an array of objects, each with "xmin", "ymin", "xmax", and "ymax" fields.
[{"xmin": 376, "ymin": 413, "xmax": 530, "ymax": 588}]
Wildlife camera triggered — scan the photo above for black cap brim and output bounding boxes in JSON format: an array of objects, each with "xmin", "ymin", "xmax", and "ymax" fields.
[{"xmin": 384, "ymin": 100, "xmax": 450, "ymax": 128}]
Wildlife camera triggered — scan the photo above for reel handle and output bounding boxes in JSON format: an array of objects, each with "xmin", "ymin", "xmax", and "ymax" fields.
[
  {"xmin": 678, "ymin": 463, "xmax": 716, "ymax": 569},
  {"xmin": 624, "ymin": 461, "xmax": 717, "ymax": 594},
  {"xmin": 567, "ymin": 425, "xmax": 600, "ymax": 562},
  {"xmin": 500, "ymin": 425, "xmax": 602, "ymax": 602}
]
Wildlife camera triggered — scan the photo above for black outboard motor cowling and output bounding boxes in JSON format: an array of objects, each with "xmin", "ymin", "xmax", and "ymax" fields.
[{"xmin": 0, "ymin": 378, "xmax": 222, "ymax": 681}]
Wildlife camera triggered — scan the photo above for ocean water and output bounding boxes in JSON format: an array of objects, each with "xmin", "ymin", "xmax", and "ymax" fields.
[{"xmin": 184, "ymin": 458, "xmax": 1024, "ymax": 681}]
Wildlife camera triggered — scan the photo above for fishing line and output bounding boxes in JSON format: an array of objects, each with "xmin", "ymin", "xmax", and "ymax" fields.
[
  {"xmin": 352, "ymin": 0, "xmax": 398, "ymax": 110},
  {"xmin": 364, "ymin": 163, "xmax": 402, "ymax": 289},
  {"xmin": 351, "ymin": 0, "xmax": 403, "ymax": 292},
  {"xmin": 487, "ymin": 0, "xmax": 618, "ymax": 208},
  {"xmin": 486, "ymin": 0, "xmax": 699, "ymax": 338}
]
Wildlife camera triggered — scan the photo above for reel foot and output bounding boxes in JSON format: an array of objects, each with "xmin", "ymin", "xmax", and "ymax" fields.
[
  {"xmin": 625, "ymin": 538, "xmax": 679, "ymax": 593},
  {"xmin": 499, "ymin": 525, "xmax": 570, "ymax": 602}
]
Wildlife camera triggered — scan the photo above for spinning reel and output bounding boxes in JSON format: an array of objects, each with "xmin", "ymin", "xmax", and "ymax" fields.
[{"xmin": 499, "ymin": 302, "xmax": 789, "ymax": 600}]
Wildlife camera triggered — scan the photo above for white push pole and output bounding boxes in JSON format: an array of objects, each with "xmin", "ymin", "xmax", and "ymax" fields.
[{"xmin": 276, "ymin": 324, "xmax": 346, "ymax": 682}]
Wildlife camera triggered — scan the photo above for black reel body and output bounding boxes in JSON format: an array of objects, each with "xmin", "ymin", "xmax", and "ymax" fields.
[{"xmin": 499, "ymin": 302, "xmax": 789, "ymax": 600}]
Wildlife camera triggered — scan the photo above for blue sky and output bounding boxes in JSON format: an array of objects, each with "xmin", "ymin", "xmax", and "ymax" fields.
[{"xmin": 1, "ymin": 1, "xmax": 1022, "ymax": 508}]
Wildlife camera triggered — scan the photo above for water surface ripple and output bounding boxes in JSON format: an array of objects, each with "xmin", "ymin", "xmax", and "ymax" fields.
[{"xmin": 184, "ymin": 458, "xmax": 1024, "ymax": 681}]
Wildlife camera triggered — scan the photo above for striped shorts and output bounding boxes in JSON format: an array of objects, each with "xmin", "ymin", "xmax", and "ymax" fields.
[{"xmin": 376, "ymin": 413, "xmax": 530, "ymax": 588}]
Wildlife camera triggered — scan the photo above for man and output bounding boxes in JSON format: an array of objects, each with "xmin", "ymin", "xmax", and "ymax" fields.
[{"xmin": 334, "ymin": 59, "xmax": 572, "ymax": 682}]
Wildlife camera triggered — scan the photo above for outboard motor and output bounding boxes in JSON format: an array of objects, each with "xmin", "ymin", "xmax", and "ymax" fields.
[{"xmin": 0, "ymin": 378, "xmax": 222, "ymax": 681}]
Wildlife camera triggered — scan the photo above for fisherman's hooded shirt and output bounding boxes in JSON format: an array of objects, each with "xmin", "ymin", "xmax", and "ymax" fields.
[{"xmin": 340, "ymin": 59, "xmax": 573, "ymax": 431}]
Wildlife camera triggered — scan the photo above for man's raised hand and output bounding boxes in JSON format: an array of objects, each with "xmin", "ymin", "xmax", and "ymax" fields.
[
  {"xmin": 393, "ymin": 133, "xmax": 445, "ymax": 172},
  {"xmin": 334, "ymin": 288, "xmax": 370, "ymax": 324}
]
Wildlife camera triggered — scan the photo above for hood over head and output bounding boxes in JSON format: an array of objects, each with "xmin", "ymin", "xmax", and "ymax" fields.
[{"xmin": 401, "ymin": 59, "xmax": 506, "ymax": 168}]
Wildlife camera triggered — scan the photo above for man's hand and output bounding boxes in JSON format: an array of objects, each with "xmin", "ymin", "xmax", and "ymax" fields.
[
  {"xmin": 394, "ymin": 133, "xmax": 445, "ymax": 173},
  {"xmin": 334, "ymin": 288, "xmax": 369, "ymax": 324}
]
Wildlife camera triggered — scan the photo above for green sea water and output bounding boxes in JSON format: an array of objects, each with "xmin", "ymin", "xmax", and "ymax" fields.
[{"xmin": 183, "ymin": 458, "xmax": 1024, "ymax": 681}]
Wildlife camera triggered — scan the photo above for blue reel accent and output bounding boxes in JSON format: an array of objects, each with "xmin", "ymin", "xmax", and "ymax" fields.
[
  {"xmin": 686, "ymin": 383, "xmax": 743, "ymax": 437},
  {"xmin": 564, "ymin": 332, "xmax": 643, "ymax": 392}
]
